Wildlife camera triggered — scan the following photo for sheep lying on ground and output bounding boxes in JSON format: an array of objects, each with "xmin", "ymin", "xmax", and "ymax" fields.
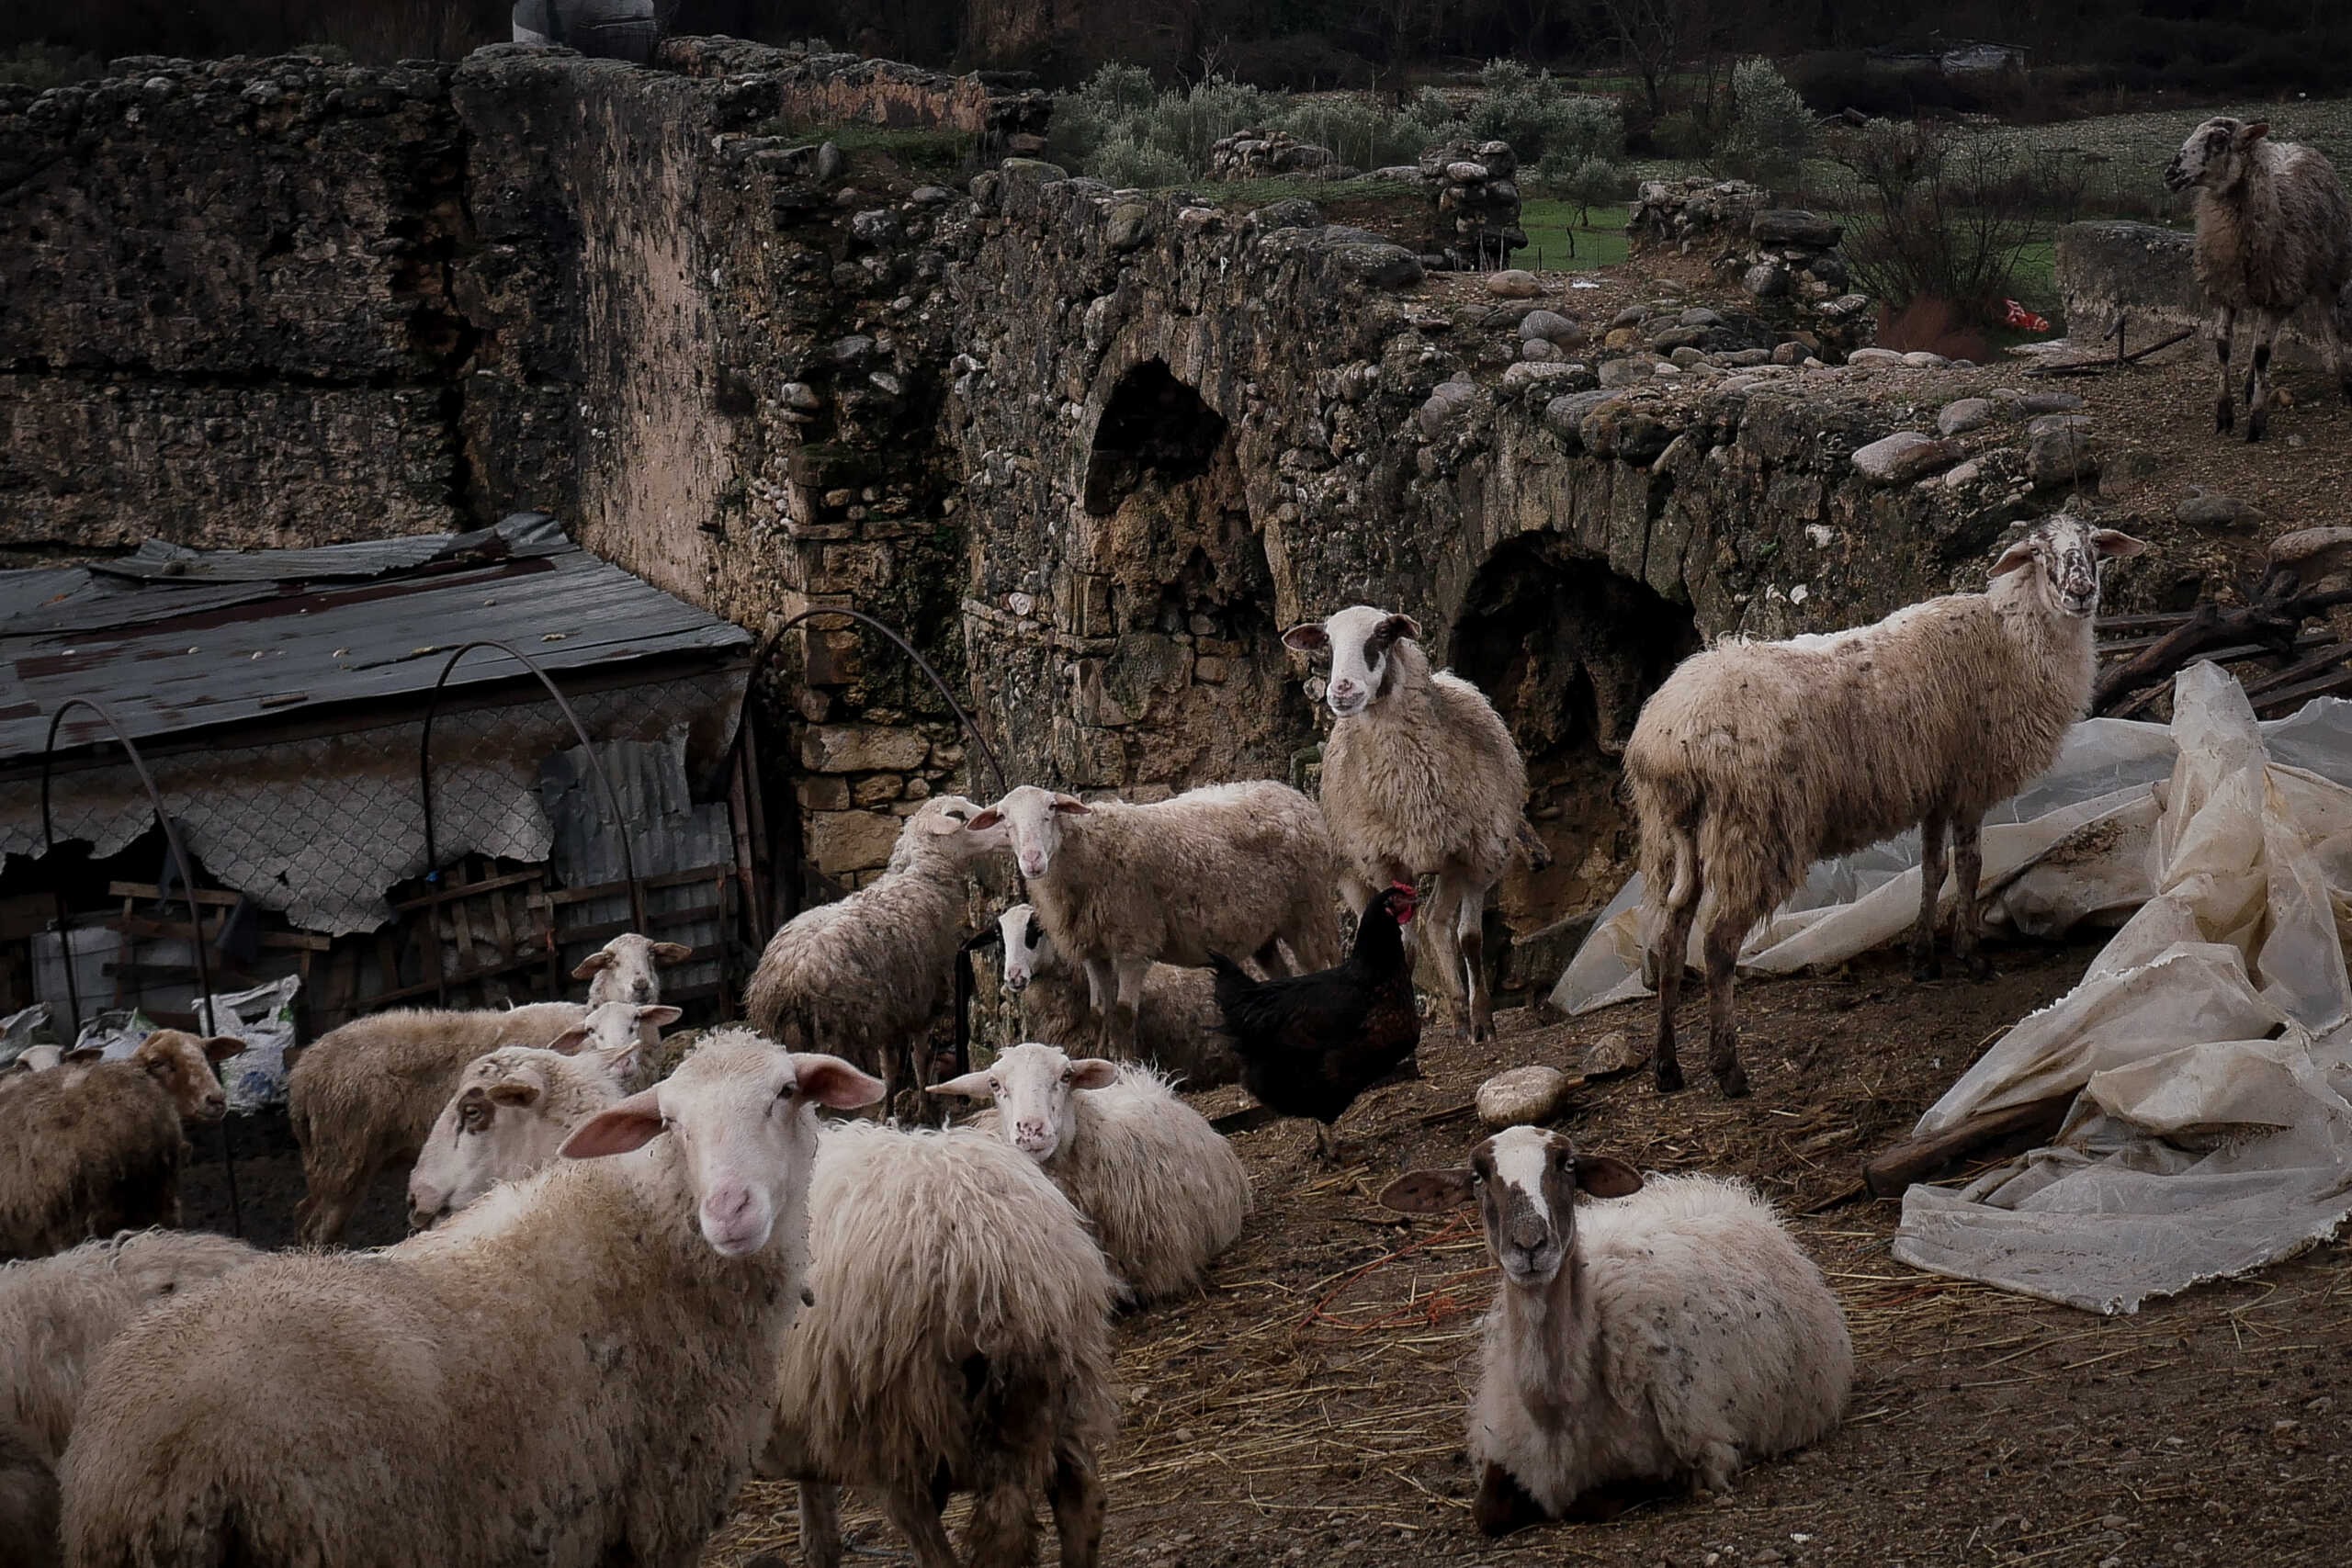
[
  {"xmin": 6, "ymin": 1045, "xmax": 99, "ymax": 1077},
  {"xmin": 62, "ymin": 1028, "xmax": 882, "ymax": 1568},
  {"xmin": 971, "ymin": 783, "xmax": 1340, "ymax": 1055},
  {"xmin": 0, "ymin": 1031, "xmax": 236, "ymax": 1262},
  {"xmin": 405, "ymin": 1040, "xmax": 643, "ymax": 1229},
  {"xmin": 998, "ymin": 903, "xmax": 1238, "ymax": 1087},
  {"xmin": 933, "ymin": 1041, "xmax": 1249, "ymax": 1305},
  {"xmin": 574, "ymin": 932, "xmax": 694, "ymax": 1005},
  {"xmin": 288, "ymin": 990, "xmax": 676, "ymax": 1246},
  {"xmin": 1381, "ymin": 1129, "xmax": 1849, "ymax": 1535},
  {"xmin": 1, "ymin": 1228, "xmax": 258, "ymax": 1565},
  {"xmin": 1623, "ymin": 516, "xmax": 2148, "ymax": 1097},
  {"xmin": 401, "ymin": 1040, "xmax": 1118, "ymax": 1568},
  {"xmin": 1283, "ymin": 606, "xmax": 1527, "ymax": 1042},
  {"xmin": 2163, "ymin": 116, "xmax": 2352, "ymax": 441},
  {"xmin": 746, "ymin": 795, "xmax": 1007, "ymax": 1100}
]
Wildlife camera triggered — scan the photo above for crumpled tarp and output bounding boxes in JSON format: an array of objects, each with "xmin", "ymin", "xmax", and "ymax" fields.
[{"xmin": 1550, "ymin": 663, "xmax": 2352, "ymax": 1314}]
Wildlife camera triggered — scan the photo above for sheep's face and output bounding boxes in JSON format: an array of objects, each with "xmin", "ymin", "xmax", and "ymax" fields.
[
  {"xmin": 1990, "ymin": 517, "xmax": 2148, "ymax": 619},
  {"xmin": 560, "ymin": 1028, "xmax": 883, "ymax": 1258},
  {"xmin": 544, "ymin": 999, "xmax": 680, "ymax": 1083},
  {"xmin": 901, "ymin": 793, "xmax": 1009, "ymax": 870},
  {"xmin": 574, "ymin": 932, "xmax": 694, "ymax": 1006},
  {"xmin": 108, "ymin": 1229, "xmax": 254, "ymax": 1303},
  {"xmin": 968, "ymin": 785, "xmax": 1088, "ymax": 881},
  {"xmin": 999, "ymin": 904, "xmax": 1050, "ymax": 994},
  {"xmin": 928, "ymin": 1041, "xmax": 1117, "ymax": 1161},
  {"xmin": 2165, "ymin": 117, "xmax": 2267, "ymax": 194},
  {"xmin": 411, "ymin": 1048, "xmax": 579, "ymax": 1230},
  {"xmin": 1283, "ymin": 605, "xmax": 1421, "ymax": 719},
  {"xmin": 133, "ymin": 1030, "xmax": 239, "ymax": 1122},
  {"xmin": 1378, "ymin": 1128, "xmax": 1642, "ymax": 1290}
]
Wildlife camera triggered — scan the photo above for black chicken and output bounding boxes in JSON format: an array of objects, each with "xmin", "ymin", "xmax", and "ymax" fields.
[{"xmin": 1208, "ymin": 882, "xmax": 1422, "ymax": 1161}]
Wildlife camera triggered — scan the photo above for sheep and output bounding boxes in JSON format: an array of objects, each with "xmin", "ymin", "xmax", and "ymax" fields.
[
  {"xmin": 932, "ymin": 1041, "xmax": 1249, "ymax": 1305},
  {"xmin": 287, "ymin": 995, "xmax": 676, "ymax": 1246},
  {"xmin": 1281, "ymin": 606, "xmax": 1528, "ymax": 1043},
  {"xmin": 968, "ymin": 783, "xmax": 1342, "ymax": 1055},
  {"xmin": 398, "ymin": 1040, "xmax": 1118, "ymax": 1568},
  {"xmin": 61, "ymin": 1028, "xmax": 883, "ymax": 1568},
  {"xmin": 2164, "ymin": 116, "xmax": 2352, "ymax": 441},
  {"xmin": 0, "ymin": 1227, "xmax": 259, "ymax": 1562},
  {"xmin": 573, "ymin": 932, "xmax": 694, "ymax": 1005},
  {"xmin": 745, "ymin": 794, "xmax": 1008, "ymax": 1100},
  {"xmin": 0, "ymin": 1031, "xmax": 237, "ymax": 1263},
  {"xmin": 1622, "ymin": 515, "xmax": 2148, "ymax": 1098},
  {"xmin": 997, "ymin": 902, "xmax": 1238, "ymax": 1087},
  {"xmin": 1380, "ymin": 1128, "xmax": 1849, "ymax": 1535},
  {"xmin": 6, "ymin": 1044, "xmax": 99, "ymax": 1076},
  {"xmin": 404, "ymin": 1041, "xmax": 640, "ymax": 1229}
]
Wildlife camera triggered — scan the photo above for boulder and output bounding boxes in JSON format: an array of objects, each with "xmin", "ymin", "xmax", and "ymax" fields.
[
  {"xmin": 1847, "ymin": 347, "xmax": 1905, "ymax": 368},
  {"xmin": 1743, "ymin": 262, "xmax": 1791, "ymax": 298},
  {"xmin": 2028, "ymin": 426, "xmax": 2098, "ymax": 488},
  {"xmin": 1751, "ymin": 209, "xmax": 1843, "ymax": 248},
  {"xmin": 1476, "ymin": 1065, "xmax": 1574, "ymax": 1129},
  {"xmin": 1417, "ymin": 377, "xmax": 1478, "ymax": 437},
  {"xmin": 1579, "ymin": 1029, "xmax": 1644, "ymax": 1077},
  {"xmin": 1486, "ymin": 269, "xmax": 1542, "ymax": 299},
  {"xmin": 1938, "ymin": 397, "xmax": 1998, "ymax": 435},
  {"xmin": 2177, "ymin": 492, "xmax": 2263, "ymax": 529},
  {"xmin": 1598, "ymin": 357, "xmax": 1654, "ymax": 389},
  {"xmin": 1544, "ymin": 389, "xmax": 1620, "ymax": 446},
  {"xmin": 1853, "ymin": 431, "xmax": 1939, "ymax": 481},
  {"xmin": 1520, "ymin": 309, "xmax": 1588, "ymax": 346}
]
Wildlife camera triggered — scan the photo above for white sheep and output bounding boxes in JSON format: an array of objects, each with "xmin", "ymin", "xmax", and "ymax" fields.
[
  {"xmin": 1380, "ymin": 1128, "xmax": 1849, "ymax": 1535},
  {"xmin": 932, "ymin": 1041, "xmax": 1249, "ymax": 1305},
  {"xmin": 1623, "ymin": 515, "xmax": 2148, "ymax": 1097},
  {"xmin": 288, "ymin": 993, "xmax": 676, "ymax": 1246},
  {"xmin": 0, "ymin": 1031, "xmax": 238, "ymax": 1262},
  {"xmin": 997, "ymin": 903, "xmax": 1238, "ymax": 1087},
  {"xmin": 1282, "ymin": 605, "xmax": 1528, "ymax": 1042},
  {"xmin": 404, "ymin": 1041, "xmax": 640, "ymax": 1229},
  {"xmin": 62, "ymin": 1029, "xmax": 883, "ymax": 1568},
  {"xmin": 6, "ymin": 1045, "xmax": 99, "ymax": 1076},
  {"xmin": 0, "ymin": 1227, "xmax": 258, "ymax": 1564},
  {"xmin": 969, "ymin": 783, "xmax": 1341, "ymax": 1055},
  {"xmin": 573, "ymin": 932, "xmax": 694, "ymax": 1005},
  {"xmin": 2163, "ymin": 116, "xmax": 2352, "ymax": 441},
  {"xmin": 745, "ymin": 794, "xmax": 1008, "ymax": 1100}
]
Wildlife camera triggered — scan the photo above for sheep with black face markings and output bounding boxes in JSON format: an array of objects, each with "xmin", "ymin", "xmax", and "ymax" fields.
[
  {"xmin": 996, "ymin": 903, "xmax": 1238, "ymax": 1088},
  {"xmin": 403, "ymin": 1039, "xmax": 643, "ymax": 1230},
  {"xmin": 1381, "ymin": 1128, "xmax": 1849, "ymax": 1536}
]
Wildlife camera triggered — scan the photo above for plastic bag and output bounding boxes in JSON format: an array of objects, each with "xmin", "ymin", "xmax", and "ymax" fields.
[{"xmin": 197, "ymin": 975, "xmax": 303, "ymax": 1111}]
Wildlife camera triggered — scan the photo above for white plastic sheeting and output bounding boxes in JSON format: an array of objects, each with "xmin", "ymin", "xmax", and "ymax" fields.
[{"xmin": 1550, "ymin": 664, "xmax": 2352, "ymax": 1313}]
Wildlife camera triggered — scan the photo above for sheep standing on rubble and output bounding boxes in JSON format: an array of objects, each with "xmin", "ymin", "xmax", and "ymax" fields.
[{"xmin": 1623, "ymin": 516, "xmax": 2147, "ymax": 1098}]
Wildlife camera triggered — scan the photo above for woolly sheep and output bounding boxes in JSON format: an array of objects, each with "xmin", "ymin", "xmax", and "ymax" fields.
[
  {"xmin": 0, "ymin": 1227, "xmax": 258, "ymax": 1564},
  {"xmin": 1381, "ymin": 1129, "xmax": 1849, "ymax": 1534},
  {"xmin": 397, "ymin": 1041, "xmax": 1118, "ymax": 1568},
  {"xmin": 1623, "ymin": 516, "xmax": 2148, "ymax": 1097},
  {"xmin": 2164, "ymin": 116, "xmax": 2352, "ymax": 441},
  {"xmin": 0, "ymin": 1031, "xmax": 237, "ymax": 1262},
  {"xmin": 998, "ymin": 902, "xmax": 1238, "ymax": 1088},
  {"xmin": 62, "ymin": 1029, "xmax": 883, "ymax": 1568},
  {"xmin": 933, "ymin": 1041, "xmax": 1250, "ymax": 1304},
  {"xmin": 404, "ymin": 1041, "xmax": 640, "ymax": 1229},
  {"xmin": 968, "ymin": 783, "xmax": 1341, "ymax": 1056},
  {"xmin": 573, "ymin": 932, "xmax": 694, "ymax": 1005},
  {"xmin": 1282, "ymin": 606, "xmax": 1528, "ymax": 1042},
  {"xmin": 287, "ymin": 995, "xmax": 675, "ymax": 1246},
  {"xmin": 6, "ymin": 1045, "xmax": 99, "ymax": 1077},
  {"xmin": 745, "ymin": 794, "xmax": 1008, "ymax": 1099}
]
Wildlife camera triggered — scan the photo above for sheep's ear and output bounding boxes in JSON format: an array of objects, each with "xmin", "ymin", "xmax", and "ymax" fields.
[
  {"xmin": 1281, "ymin": 622, "xmax": 1329, "ymax": 653},
  {"xmin": 967, "ymin": 807, "xmax": 1004, "ymax": 831},
  {"xmin": 2238, "ymin": 121, "xmax": 2269, "ymax": 146},
  {"xmin": 1378, "ymin": 1168, "xmax": 1475, "ymax": 1213},
  {"xmin": 638, "ymin": 1005, "xmax": 683, "ymax": 1031},
  {"xmin": 791, "ymin": 1055, "xmax": 887, "ymax": 1111},
  {"xmin": 560, "ymin": 1090, "xmax": 665, "ymax": 1159},
  {"xmin": 66, "ymin": 1045, "xmax": 106, "ymax": 1064},
  {"xmin": 1050, "ymin": 794, "xmax": 1091, "ymax": 816},
  {"xmin": 650, "ymin": 942, "xmax": 694, "ymax": 964},
  {"xmin": 571, "ymin": 952, "xmax": 615, "ymax": 980},
  {"xmin": 199, "ymin": 1035, "xmax": 244, "ymax": 1066},
  {"xmin": 2090, "ymin": 529, "xmax": 2148, "ymax": 559},
  {"xmin": 546, "ymin": 1025, "xmax": 594, "ymax": 1055},
  {"xmin": 1069, "ymin": 1057, "xmax": 1119, "ymax": 1090},
  {"xmin": 1989, "ymin": 539, "xmax": 2040, "ymax": 578},
  {"xmin": 927, "ymin": 1068, "xmax": 996, "ymax": 1100},
  {"xmin": 487, "ymin": 1079, "xmax": 542, "ymax": 1109},
  {"xmin": 1376, "ymin": 612, "xmax": 1422, "ymax": 645},
  {"xmin": 1572, "ymin": 1156, "xmax": 1644, "ymax": 1199}
]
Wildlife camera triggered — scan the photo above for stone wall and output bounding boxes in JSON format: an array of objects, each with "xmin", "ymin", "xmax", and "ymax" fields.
[{"xmin": 2056, "ymin": 220, "xmax": 2337, "ymax": 364}]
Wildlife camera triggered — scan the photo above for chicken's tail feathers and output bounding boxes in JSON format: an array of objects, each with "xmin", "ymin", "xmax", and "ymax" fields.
[{"xmin": 1205, "ymin": 950, "xmax": 1255, "ymax": 993}]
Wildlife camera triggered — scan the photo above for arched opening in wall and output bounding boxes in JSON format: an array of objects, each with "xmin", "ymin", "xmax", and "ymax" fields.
[
  {"xmin": 1453, "ymin": 534, "xmax": 1700, "ymax": 995},
  {"xmin": 1083, "ymin": 360, "xmax": 1228, "ymax": 517}
]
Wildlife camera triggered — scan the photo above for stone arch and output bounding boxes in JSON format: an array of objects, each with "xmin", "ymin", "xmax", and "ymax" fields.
[
  {"xmin": 1453, "ymin": 532, "xmax": 1700, "ymax": 976},
  {"xmin": 1083, "ymin": 359, "xmax": 1229, "ymax": 517}
]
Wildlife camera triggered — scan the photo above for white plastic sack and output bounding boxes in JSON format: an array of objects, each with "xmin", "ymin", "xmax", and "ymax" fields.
[
  {"xmin": 76, "ymin": 1008, "xmax": 160, "ymax": 1059},
  {"xmin": 0, "ymin": 1002, "xmax": 55, "ymax": 1068},
  {"xmin": 198, "ymin": 975, "xmax": 303, "ymax": 1111}
]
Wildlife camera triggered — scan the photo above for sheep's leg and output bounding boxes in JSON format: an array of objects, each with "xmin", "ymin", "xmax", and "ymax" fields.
[
  {"xmin": 1081, "ymin": 956, "xmax": 1114, "ymax": 1018},
  {"xmin": 2329, "ymin": 295, "xmax": 2352, "ymax": 404},
  {"xmin": 1651, "ymin": 836, "xmax": 1704, "ymax": 1095},
  {"xmin": 1702, "ymin": 908, "xmax": 1750, "ymax": 1100},
  {"xmin": 962, "ymin": 1480, "xmax": 1041, "ymax": 1568},
  {"xmin": 1422, "ymin": 868, "xmax": 1478, "ymax": 1040},
  {"xmin": 1453, "ymin": 875, "xmax": 1497, "ymax": 1043},
  {"xmin": 1473, "ymin": 1461, "xmax": 1550, "ymax": 1538},
  {"xmin": 2212, "ymin": 304, "xmax": 2237, "ymax": 434},
  {"xmin": 297, "ymin": 1155, "xmax": 377, "ymax": 1247},
  {"xmin": 1105, "ymin": 956, "xmax": 1149, "ymax": 1057},
  {"xmin": 876, "ymin": 1484, "xmax": 961, "ymax": 1568},
  {"xmin": 1951, "ymin": 812, "xmax": 1992, "ymax": 980},
  {"xmin": 797, "ymin": 1483, "xmax": 843, "ymax": 1568},
  {"xmin": 1910, "ymin": 811, "xmax": 1950, "ymax": 982},
  {"xmin": 1049, "ymin": 1441, "xmax": 1107, "ymax": 1568},
  {"xmin": 2246, "ymin": 307, "xmax": 2285, "ymax": 442}
]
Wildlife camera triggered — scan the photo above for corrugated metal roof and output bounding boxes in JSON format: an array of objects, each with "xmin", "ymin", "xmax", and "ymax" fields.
[{"xmin": 2, "ymin": 514, "xmax": 750, "ymax": 761}]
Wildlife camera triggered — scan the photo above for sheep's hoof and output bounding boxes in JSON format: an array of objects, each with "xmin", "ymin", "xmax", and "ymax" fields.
[
  {"xmin": 1910, "ymin": 954, "xmax": 1942, "ymax": 983},
  {"xmin": 1713, "ymin": 1064, "xmax": 1752, "ymax": 1100},
  {"xmin": 1962, "ymin": 952, "xmax": 1995, "ymax": 982},
  {"xmin": 2246, "ymin": 411, "xmax": 2268, "ymax": 442},
  {"xmin": 1653, "ymin": 1055, "xmax": 1686, "ymax": 1094},
  {"xmin": 2215, "ymin": 400, "xmax": 2234, "ymax": 434},
  {"xmin": 1474, "ymin": 1463, "xmax": 1549, "ymax": 1538}
]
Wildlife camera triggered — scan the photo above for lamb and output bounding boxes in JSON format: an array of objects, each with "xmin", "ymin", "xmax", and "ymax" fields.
[
  {"xmin": 745, "ymin": 794, "xmax": 1008, "ymax": 1099},
  {"xmin": 0, "ymin": 1031, "xmax": 237, "ymax": 1262},
  {"xmin": 998, "ymin": 902, "xmax": 1238, "ymax": 1087},
  {"xmin": 398, "ymin": 1039, "xmax": 1119, "ymax": 1568},
  {"xmin": 404, "ymin": 1039, "xmax": 643, "ymax": 1229},
  {"xmin": 2164, "ymin": 116, "xmax": 2352, "ymax": 441},
  {"xmin": 62, "ymin": 1028, "xmax": 882, "ymax": 1568},
  {"xmin": 288, "ymin": 991, "xmax": 676, "ymax": 1246},
  {"xmin": 573, "ymin": 931, "xmax": 694, "ymax": 1005},
  {"xmin": 1622, "ymin": 515, "xmax": 2148, "ymax": 1097},
  {"xmin": 1281, "ymin": 606, "xmax": 1527, "ymax": 1042},
  {"xmin": 1380, "ymin": 1128, "xmax": 1849, "ymax": 1535},
  {"xmin": 968, "ymin": 783, "xmax": 1341, "ymax": 1055},
  {"xmin": 932, "ymin": 1041, "xmax": 1250, "ymax": 1305},
  {"xmin": 0, "ymin": 1227, "xmax": 258, "ymax": 1563}
]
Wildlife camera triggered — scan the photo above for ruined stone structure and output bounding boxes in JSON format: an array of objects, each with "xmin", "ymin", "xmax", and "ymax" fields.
[{"xmin": 1, "ymin": 40, "xmax": 2051, "ymax": 986}]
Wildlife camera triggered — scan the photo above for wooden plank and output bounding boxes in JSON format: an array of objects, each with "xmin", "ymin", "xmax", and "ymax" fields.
[
  {"xmin": 107, "ymin": 882, "xmax": 242, "ymax": 907},
  {"xmin": 390, "ymin": 866, "xmax": 547, "ymax": 913},
  {"xmin": 546, "ymin": 867, "xmax": 729, "ymax": 905},
  {"xmin": 1861, "ymin": 1095, "xmax": 2075, "ymax": 1199},
  {"xmin": 108, "ymin": 915, "xmax": 331, "ymax": 953},
  {"xmin": 369, "ymin": 951, "xmax": 553, "ymax": 1007},
  {"xmin": 560, "ymin": 902, "xmax": 726, "ymax": 948}
]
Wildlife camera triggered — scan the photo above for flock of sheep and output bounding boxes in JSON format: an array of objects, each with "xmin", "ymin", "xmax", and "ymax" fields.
[{"xmin": 1, "ymin": 108, "xmax": 2330, "ymax": 1568}]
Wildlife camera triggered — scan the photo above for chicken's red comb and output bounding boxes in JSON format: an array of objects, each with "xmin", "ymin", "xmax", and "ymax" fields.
[{"xmin": 1389, "ymin": 880, "xmax": 1417, "ymax": 897}]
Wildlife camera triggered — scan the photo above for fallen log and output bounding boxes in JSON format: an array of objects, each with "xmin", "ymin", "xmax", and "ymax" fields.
[{"xmin": 1860, "ymin": 1092, "xmax": 2075, "ymax": 1199}]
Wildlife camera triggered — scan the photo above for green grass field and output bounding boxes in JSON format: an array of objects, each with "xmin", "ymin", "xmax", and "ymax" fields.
[{"xmin": 1515, "ymin": 197, "xmax": 1633, "ymax": 272}]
